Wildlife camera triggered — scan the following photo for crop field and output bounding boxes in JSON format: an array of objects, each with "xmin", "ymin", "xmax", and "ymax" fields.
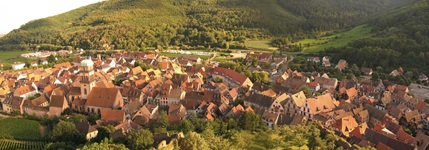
[
  {"xmin": 0, "ymin": 139, "xmax": 46, "ymax": 150},
  {"xmin": 299, "ymin": 25, "xmax": 372, "ymax": 53},
  {"xmin": 0, "ymin": 118, "xmax": 41, "ymax": 140}
]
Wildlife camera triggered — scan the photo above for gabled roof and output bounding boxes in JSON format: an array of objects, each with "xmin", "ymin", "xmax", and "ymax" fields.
[
  {"xmin": 306, "ymin": 93, "xmax": 336, "ymax": 114},
  {"xmin": 101, "ymin": 110, "xmax": 125, "ymax": 123},
  {"xmin": 363, "ymin": 129, "xmax": 413, "ymax": 150},
  {"xmin": 404, "ymin": 110, "xmax": 421, "ymax": 122},
  {"xmin": 50, "ymin": 95, "xmax": 67, "ymax": 108},
  {"xmin": 86, "ymin": 87, "xmax": 122, "ymax": 108},
  {"xmin": 244, "ymin": 92, "xmax": 275, "ymax": 108},
  {"xmin": 331, "ymin": 115, "xmax": 358, "ymax": 136},
  {"xmin": 290, "ymin": 91, "xmax": 307, "ymax": 107},
  {"xmin": 364, "ymin": 105, "xmax": 387, "ymax": 121},
  {"xmin": 75, "ymin": 121, "xmax": 97, "ymax": 134},
  {"xmin": 213, "ymin": 67, "xmax": 250, "ymax": 85},
  {"xmin": 14, "ymin": 85, "xmax": 36, "ymax": 96}
]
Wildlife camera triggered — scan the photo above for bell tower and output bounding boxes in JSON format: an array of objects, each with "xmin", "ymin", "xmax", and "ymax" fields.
[{"xmin": 80, "ymin": 57, "xmax": 96, "ymax": 99}]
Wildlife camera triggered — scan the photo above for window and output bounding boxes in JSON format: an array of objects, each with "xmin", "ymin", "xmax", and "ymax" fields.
[{"xmin": 84, "ymin": 89, "xmax": 87, "ymax": 95}]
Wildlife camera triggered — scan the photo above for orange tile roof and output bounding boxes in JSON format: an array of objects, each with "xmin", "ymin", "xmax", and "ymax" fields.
[
  {"xmin": 101, "ymin": 110, "xmax": 125, "ymax": 123},
  {"xmin": 213, "ymin": 67, "xmax": 250, "ymax": 85},
  {"xmin": 85, "ymin": 87, "xmax": 123, "ymax": 108}
]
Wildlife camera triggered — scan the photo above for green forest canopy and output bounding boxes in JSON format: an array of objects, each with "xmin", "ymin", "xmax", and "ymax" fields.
[{"xmin": 0, "ymin": 0, "xmax": 414, "ymax": 51}]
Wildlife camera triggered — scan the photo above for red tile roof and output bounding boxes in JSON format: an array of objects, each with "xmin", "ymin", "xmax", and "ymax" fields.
[{"xmin": 213, "ymin": 67, "xmax": 249, "ymax": 85}]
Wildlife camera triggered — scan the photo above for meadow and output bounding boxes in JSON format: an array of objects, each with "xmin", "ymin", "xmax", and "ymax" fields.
[
  {"xmin": 298, "ymin": 25, "xmax": 372, "ymax": 53},
  {"xmin": 0, "ymin": 118, "xmax": 41, "ymax": 140},
  {"xmin": 0, "ymin": 51, "xmax": 30, "ymax": 64},
  {"xmin": 245, "ymin": 40, "xmax": 278, "ymax": 51}
]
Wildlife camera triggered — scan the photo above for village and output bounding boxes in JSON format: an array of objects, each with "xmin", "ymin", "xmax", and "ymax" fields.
[{"xmin": 1, "ymin": 50, "xmax": 429, "ymax": 149}]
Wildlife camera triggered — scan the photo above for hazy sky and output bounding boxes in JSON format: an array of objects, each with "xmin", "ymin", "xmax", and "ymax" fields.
[{"xmin": 0, "ymin": 0, "xmax": 102, "ymax": 34}]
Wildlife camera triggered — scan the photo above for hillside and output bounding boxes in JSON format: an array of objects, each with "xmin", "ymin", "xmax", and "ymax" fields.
[
  {"xmin": 325, "ymin": 0, "xmax": 429, "ymax": 73},
  {"xmin": 0, "ymin": 0, "xmax": 414, "ymax": 51}
]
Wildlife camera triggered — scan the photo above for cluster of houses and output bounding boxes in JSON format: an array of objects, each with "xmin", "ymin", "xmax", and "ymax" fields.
[{"xmin": 1, "ymin": 51, "xmax": 429, "ymax": 149}]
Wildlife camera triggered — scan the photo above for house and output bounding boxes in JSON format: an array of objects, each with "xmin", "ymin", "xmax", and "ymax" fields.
[
  {"xmin": 390, "ymin": 67, "xmax": 404, "ymax": 76},
  {"xmin": 158, "ymin": 89, "xmax": 185, "ymax": 107},
  {"xmin": 336, "ymin": 59, "xmax": 348, "ymax": 70},
  {"xmin": 414, "ymin": 133, "xmax": 429, "ymax": 150},
  {"xmin": 101, "ymin": 109, "xmax": 126, "ymax": 125},
  {"xmin": 364, "ymin": 105, "xmax": 387, "ymax": 126},
  {"xmin": 48, "ymin": 95, "xmax": 69, "ymax": 117},
  {"xmin": 314, "ymin": 77, "xmax": 338, "ymax": 90},
  {"xmin": 132, "ymin": 104, "xmax": 159, "ymax": 126},
  {"xmin": 308, "ymin": 82, "xmax": 320, "ymax": 94},
  {"xmin": 14, "ymin": 84, "xmax": 38, "ymax": 99},
  {"xmin": 40, "ymin": 59, "xmax": 48, "ymax": 65},
  {"xmin": 167, "ymin": 104, "xmax": 187, "ymax": 125},
  {"xmin": 361, "ymin": 67, "xmax": 373, "ymax": 75},
  {"xmin": 307, "ymin": 57, "xmax": 320, "ymax": 63},
  {"xmin": 226, "ymin": 104, "xmax": 251, "ymax": 119},
  {"xmin": 262, "ymin": 112, "xmax": 279, "ymax": 128},
  {"xmin": 2, "ymin": 94, "xmax": 24, "ymax": 114},
  {"xmin": 85, "ymin": 87, "xmax": 124, "ymax": 114},
  {"xmin": 331, "ymin": 115, "xmax": 359, "ymax": 137},
  {"xmin": 419, "ymin": 74, "xmax": 428, "ymax": 82},
  {"xmin": 284, "ymin": 91, "xmax": 307, "ymax": 117},
  {"xmin": 75, "ymin": 121, "xmax": 98, "ymax": 141},
  {"xmin": 11, "ymin": 62, "xmax": 25, "ymax": 70},
  {"xmin": 212, "ymin": 67, "xmax": 253, "ymax": 89},
  {"xmin": 363, "ymin": 129, "xmax": 414, "ymax": 150},
  {"xmin": 322, "ymin": 56, "xmax": 331, "ymax": 67},
  {"xmin": 31, "ymin": 61, "xmax": 38, "ymax": 67}
]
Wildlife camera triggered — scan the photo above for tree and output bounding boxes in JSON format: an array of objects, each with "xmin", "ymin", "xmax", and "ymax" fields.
[
  {"xmin": 372, "ymin": 72, "xmax": 379, "ymax": 80},
  {"xmin": 126, "ymin": 129, "xmax": 153, "ymax": 150},
  {"xmin": 45, "ymin": 142, "xmax": 76, "ymax": 150},
  {"xmin": 92, "ymin": 125, "xmax": 115, "ymax": 143},
  {"xmin": 83, "ymin": 138, "xmax": 128, "ymax": 150},
  {"xmin": 70, "ymin": 114, "xmax": 88, "ymax": 123},
  {"xmin": 179, "ymin": 132, "xmax": 209, "ymax": 150},
  {"xmin": 50, "ymin": 121, "xmax": 85, "ymax": 145},
  {"xmin": 87, "ymin": 113, "xmax": 100, "ymax": 124},
  {"xmin": 158, "ymin": 111, "xmax": 169, "ymax": 128},
  {"xmin": 180, "ymin": 119, "xmax": 195, "ymax": 134},
  {"xmin": 238, "ymin": 111, "xmax": 260, "ymax": 131},
  {"xmin": 47, "ymin": 54, "xmax": 56, "ymax": 63},
  {"xmin": 299, "ymin": 85, "xmax": 312, "ymax": 97}
]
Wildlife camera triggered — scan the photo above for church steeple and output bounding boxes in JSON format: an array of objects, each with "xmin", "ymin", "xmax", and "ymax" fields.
[{"xmin": 80, "ymin": 57, "xmax": 95, "ymax": 99}]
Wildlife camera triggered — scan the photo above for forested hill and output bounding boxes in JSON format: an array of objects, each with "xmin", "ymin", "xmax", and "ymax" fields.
[
  {"xmin": 325, "ymin": 0, "xmax": 429, "ymax": 73},
  {"xmin": 0, "ymin": 0, "xmax": 414, "ymax": 51}
]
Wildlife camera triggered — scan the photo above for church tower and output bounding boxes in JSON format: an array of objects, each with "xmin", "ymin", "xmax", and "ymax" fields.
[{"xmin": 80, "ymin": 57, "xmax": 96, "ymax": 99}]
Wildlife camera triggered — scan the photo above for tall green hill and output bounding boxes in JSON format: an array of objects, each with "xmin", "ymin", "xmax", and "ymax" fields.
[
  {"xmin": 325, "ymin": 0, "xmax": 429, "ymax": 72},
  {"xmin": 0, "ymin": 0, "xmax": 414, "ymax": 51}
]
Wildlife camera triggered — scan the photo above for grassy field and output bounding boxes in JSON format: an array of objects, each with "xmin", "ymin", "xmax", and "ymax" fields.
[
  {"xmin": 159, "ymin": 52, "xmax": 212, "ymax": 60},
  {"xmin": 245, "ymin": 40, "xmax": 278, "ymax": 50},
  {"xmin": 0, "ymin": 51, "xmax": 30, "ymax": 64},
  {"xmin": 0, "ymin": 118, "xmax": 41, "ymax": 140},
  {"xmin": 298, "ymin": 25, "xmax": 372, "ymax": 53}
]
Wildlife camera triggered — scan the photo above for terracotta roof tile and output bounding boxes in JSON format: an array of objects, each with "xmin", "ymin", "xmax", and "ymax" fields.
[
  {"xmin": 86, "ymin": 87, "xmax": 123, "ymax": 108},
  {"xmin": 101, "ymin": 110, "xmax": 125, "ymax": 123}
]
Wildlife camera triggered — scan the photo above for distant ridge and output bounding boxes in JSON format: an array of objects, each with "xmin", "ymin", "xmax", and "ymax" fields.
[{"xmin": 0, "ymin": 0, "xmax": 415, "ymax": 51}]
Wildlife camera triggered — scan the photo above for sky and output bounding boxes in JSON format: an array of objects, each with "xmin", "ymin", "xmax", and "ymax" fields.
[{"xmin": 0, "ymin": 0, "xmax": 103, "ymax": 34}]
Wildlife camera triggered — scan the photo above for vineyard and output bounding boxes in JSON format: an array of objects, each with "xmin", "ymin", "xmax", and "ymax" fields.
[
  {"xmin": 0, "ymin": 118, "xmax": 41, "ymax": 140},
  {"xmin": 0, "ymin": 139, "xmax": 46, "ymax": 150}
]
